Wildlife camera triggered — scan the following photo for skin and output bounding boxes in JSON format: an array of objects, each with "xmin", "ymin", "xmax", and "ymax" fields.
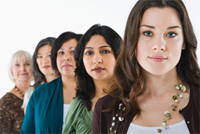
[
  {"xmin": 10, "ymin": 58, "xmax": 32, "ymax": 100},
  {"xmin": 56, "ymin": 39, "xmax": 77, "ymax": 104},
  {"xmin": 36, "ymin": 44, "xmax": 59, "ymax": 82},
  {"xmin": 83, "ymin": 35, "xmax": 116, "ymax": 111},
  {"xmin": 132, "ymin": 7, "xmax": 190, "ymax": 127}
]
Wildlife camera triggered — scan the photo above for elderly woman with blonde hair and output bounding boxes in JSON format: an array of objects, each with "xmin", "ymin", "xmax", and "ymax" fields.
[{"xmin": 0, "ymin": 50, "xmax": 33, "ymax": 133}]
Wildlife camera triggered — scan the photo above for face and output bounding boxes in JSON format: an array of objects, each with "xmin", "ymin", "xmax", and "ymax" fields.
[
  {"xmin": 12, "ymin": 58, "xmax": 32, "ymax": 83},
  {"xmin": 136, "ymin": 7, "xmax": 184, "ymax": 76},
  {"xmin": 36, "ymin": 45, "xmax": 54, "ymax": 76},
  {"xmin": 83, "ymin": 35, "xmax": 116, "ymax": 81},
  {"xmin": 56, "ymin": 39, "xmax": 77, "ymax": 77}
]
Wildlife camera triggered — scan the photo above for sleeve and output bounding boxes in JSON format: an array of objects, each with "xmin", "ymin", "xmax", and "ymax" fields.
[
  {"xmin": 20, "ymin": 90, "xmax": 36, "ymax": 133},
  {"xmin": 0, "ymin": 103, "xmax": 12, "ymax": 133},
  {"xmin": 62, "ymin": 99, "xmax": 78, "ymax": 134},
  {"xmin": 92, "ymin": 99, "xmax": 102, "ymax": 134}
]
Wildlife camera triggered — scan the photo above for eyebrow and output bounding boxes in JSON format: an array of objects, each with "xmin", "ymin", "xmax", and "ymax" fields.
[
  {"xmin": 140, "ymin": 24, "xmax": 181, "ymax": 30},
  {"xmin": 85, "ymin": 45, "xmax": 110, "ymax": 49}
]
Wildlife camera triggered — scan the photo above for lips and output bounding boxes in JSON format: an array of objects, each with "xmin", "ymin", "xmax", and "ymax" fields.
[
  {"xmin": 20, "ymin": 73, "xmax": 28, "ymax": 75},
  {"xmin": 148, "ymin": 56, "xmax": 167, "ymax": 62},
  {"xmin": 62, "ymin": 64, "xmax": 72, "ymax": 68},
  {"xmin": 92, "ymin": 67, "xmax": 105, "ymax": 73},
  {"xmin": 43, "ymin": 65, "xmax": 50, "ymax": 69}
]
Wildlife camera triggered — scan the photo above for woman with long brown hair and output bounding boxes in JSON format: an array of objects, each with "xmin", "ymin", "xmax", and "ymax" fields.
[{"xmin": 92, "ymin": 0, "xmax": 200, "ymax": 133}]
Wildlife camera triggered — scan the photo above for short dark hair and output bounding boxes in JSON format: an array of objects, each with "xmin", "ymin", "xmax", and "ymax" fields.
[
  {"xmin": 32, "ymin": 37, "xmax": 56, "ymax": 88},
  {"xmin": 51, "ymin": 31, "xmax": 82, "ymax": 72},
  {"xmin": 74, "ymin": 24, "xmax": 122, "ymax": 111}
]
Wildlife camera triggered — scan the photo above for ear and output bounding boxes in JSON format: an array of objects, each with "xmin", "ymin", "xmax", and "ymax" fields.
[{"xmin": 182, "ymin": 43, "xmax": 185, "ymax": 50}]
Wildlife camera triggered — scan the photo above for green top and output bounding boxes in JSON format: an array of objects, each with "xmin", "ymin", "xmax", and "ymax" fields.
[{"xmin": 63, "ymin": 97, "xmax": 93, "ymax": 134}]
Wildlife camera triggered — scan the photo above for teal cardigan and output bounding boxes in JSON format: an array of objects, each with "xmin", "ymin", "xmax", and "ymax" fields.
[
  {"xmin": 21, "ymin": 77, "xmax": 63, "ymax": 133},
  {"xmin": 62, "ymin": 97, "xmax": 93, "ymax": 134}
]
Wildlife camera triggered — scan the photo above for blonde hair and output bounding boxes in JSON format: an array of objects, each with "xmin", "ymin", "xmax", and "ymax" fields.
[{"xmin": 8, "ymin": 50, "xmax": 32, "ymax": 83}]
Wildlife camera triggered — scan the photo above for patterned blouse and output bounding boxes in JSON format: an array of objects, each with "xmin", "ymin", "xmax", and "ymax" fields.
[{"xmin": 0, "ymin": 92, "xmax": 24, "ymax": 133}]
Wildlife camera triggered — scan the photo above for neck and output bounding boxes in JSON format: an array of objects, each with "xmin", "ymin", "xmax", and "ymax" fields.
[
  {"xmin": 15, "ymin": 81, "xmax": 30, "ymax": 94},
  {"xmin": 143, "ymin": 68, "xmax": 181, "ymax": 96},
  {"xmin": 93, "ymin": 79, "xmax": 111, "ymax": 98},
  {"xmin": 62, "ymin": 75, "xmax": 76, "ymax": 91},
  {"xmin": 45, "ymin": 74, "xmax": 59, "ymax": 82}
]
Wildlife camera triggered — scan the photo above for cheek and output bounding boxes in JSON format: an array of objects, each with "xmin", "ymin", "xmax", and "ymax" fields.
[{"xmin": 83, "ymin": 59, "xmax": 90, "ymax": 73}]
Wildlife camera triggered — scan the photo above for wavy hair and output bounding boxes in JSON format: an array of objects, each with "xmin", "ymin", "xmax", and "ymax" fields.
[{"xmin": 108, "ymin": 0, "xmax": 200, "ymax": 115}]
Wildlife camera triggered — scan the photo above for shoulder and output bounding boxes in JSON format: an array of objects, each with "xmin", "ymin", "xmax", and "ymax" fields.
[
  {"xmin": 34, "ymin": 77, "xmax": 61, "ymax": 94},
  {"xmin": 190, "ymin": 86, "xmax": 200, "ymax": 101},
  {"xmin": 0, "ymin": 93, "xmax": 18, "ymax": 105},
  {"xmin": 95, "ymin": 95, "xmax": 115, "ymax": 110},
  {"xmin": 69, "ymin": 97, "xmax": 86, "ymax": 112}
]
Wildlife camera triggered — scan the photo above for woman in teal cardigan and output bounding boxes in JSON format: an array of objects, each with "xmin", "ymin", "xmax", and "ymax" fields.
[
  {"xmin": 21, "ymin": 32, "xmax": 82, "ymax": 133},
  {"xmin": 62, "ymin": 24, "xmax": 122, "ymax": 133}
]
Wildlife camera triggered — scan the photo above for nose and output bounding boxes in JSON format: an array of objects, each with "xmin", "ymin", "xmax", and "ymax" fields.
[
  {"xmin": 152, "ymin": 36, "xmax": 166, "ymax": 52},
  {"xmin": 20, "ymin": 65, "xmax": 26, "ymax": 71},
  {"xmin": 93, "ymin": 53, "xmax": 103, "ymax": 64},
  {"xmin": 63, "ymin": 53, "xmax": 70, "ymax": 61},
  {"xmin": 42, "ymin": 56, "xmax": 49, "ymax": 63}
]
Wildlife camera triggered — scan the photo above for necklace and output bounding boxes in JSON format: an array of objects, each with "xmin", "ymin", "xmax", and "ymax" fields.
[
  {"xmin": 95, "ymin": 95, "xmax": 99, "ymax": 99},
  {"xmin": 15, "ymin": 85, "xmax": 24, "ymax": 99},
  {"xmin": 157, "ymin": 84, "xmax": 186, "ymax": 133}
]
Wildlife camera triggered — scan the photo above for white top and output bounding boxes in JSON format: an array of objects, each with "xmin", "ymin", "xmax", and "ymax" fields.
[
  {"xmin": 62, "ymin": 104, "xmax": 70, "ymax": 130},
  {"xmin": 21, "ymin": 86, "xmax": 35, "ymax": 110},
  {"xmin": 126, "ymin": 120, "xmax": 190, "ymax": 134}
]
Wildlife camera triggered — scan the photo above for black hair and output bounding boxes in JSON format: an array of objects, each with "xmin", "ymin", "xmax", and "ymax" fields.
[
  {"xmin": 51, "ymin": 31, "xmax": 83, "ymax": 72},
  {"xmin": 74, "ymin": 24, "xmax": 122, "ymax": 111}
]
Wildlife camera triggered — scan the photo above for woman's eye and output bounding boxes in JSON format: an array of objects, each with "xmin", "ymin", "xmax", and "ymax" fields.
[
  {"xmin": 37, "ymin": 56, "xmax": 42, "ymax": 58},
  {"xmin": 15, "ymin": 64, "xmax": 20, "ymax": 67},
  {"xmin": 143, "ymin": 31, "xmax": 153, "ymax": 36},
  {"xmin": 167, "ymin": 32, "xmax": 177, "ymax": 37},
  {"xmin": 25, "ymin": 63, "xmax": 30, "ymax": 66},
  {"xmin": 85, "ymin": 51, "xmax": 93, "ymax": 55},
  {"xmin": 71, "ymin": 51, "xmax": 74, "ymax": 54},
  {"xmin": 48, "ymin": 54, "xmax": 51, "ymax": 57},
  {"xmin": 58, "ymin": 51, "xmax": 64, "ymax": 55},
  {"xmin": 102, "ymin": 50, "xmax": 110, "ymax": 54}
]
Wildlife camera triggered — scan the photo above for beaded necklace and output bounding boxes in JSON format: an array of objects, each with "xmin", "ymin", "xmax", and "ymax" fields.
[
  {"xmin": 157, "ymin": 84, "xmax": 186, "ymax": 133},
  {"xmin": 15, "ymin": 85, "xmax": 24, "ymax": 99},
  {"xmin": 109, "ymin": 84, "xmax": 186, "ymax": 134}
]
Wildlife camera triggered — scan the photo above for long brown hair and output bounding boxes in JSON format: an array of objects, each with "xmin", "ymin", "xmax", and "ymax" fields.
[{"xmin": 108, "ymin": 0, "xmax": 200, "ymax": 115}]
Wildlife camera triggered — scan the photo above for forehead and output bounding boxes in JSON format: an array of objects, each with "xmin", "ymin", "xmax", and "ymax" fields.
[
  {"xmin": 141, "ymin": 7, "xmax": 181, "ymax": 27},
  {"xmin": 85, "ymin": 35, "xmax": 109, "ymax": 48},
  {"xmin": 60, "ymin": 39, "xmax": 77, "ymax": 49},
  {"xmin": 38, "ymin": 45, "xmax": 52, "ymax": 53}
]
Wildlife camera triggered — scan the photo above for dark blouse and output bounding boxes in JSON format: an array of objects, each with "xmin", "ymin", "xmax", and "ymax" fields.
[
  {"xmin": 92, "ymin": 86, "xmax": 200, "ymax": 134},
  {"xmin": 0, "ymin": 92, "xmax": 24, "ymax": 133}
]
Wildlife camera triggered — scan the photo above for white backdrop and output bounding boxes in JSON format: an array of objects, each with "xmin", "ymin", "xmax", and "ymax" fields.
[{"xmin": 0, "ymin": 0, "xmax": 199, "ymax": 98}]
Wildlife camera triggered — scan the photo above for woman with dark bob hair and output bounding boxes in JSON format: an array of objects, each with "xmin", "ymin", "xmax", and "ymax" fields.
[
  {"xmin": 22, "ymin": 37, "xmax": 60, "ymax": 114},
  {"xmin": 63, "ymin": 24, "xmax": 122, "ymax": 133},
  {"xmin": 21, "ymin": 32, "xmax": 82, "ymax": 133},
  {"xmin": 92, "ymin": 0, "xmax": 200, "ymax": 134}
]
